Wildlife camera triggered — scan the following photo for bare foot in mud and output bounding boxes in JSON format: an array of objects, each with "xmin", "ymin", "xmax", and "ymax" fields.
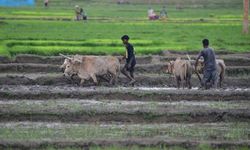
[{"xmin": 124, "ymin": 79, "xmax": 136, "ymax": 87}]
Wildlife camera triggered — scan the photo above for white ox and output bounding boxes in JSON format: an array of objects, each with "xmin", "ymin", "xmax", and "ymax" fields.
[{"xmin": 60, "ymin": 54, "xmax": 120, "ymax": 85}]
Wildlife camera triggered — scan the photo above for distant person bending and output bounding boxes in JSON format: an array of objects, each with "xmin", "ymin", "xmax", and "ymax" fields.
[
  {"xmin": 160, "ymin": 6, "xmax": 168, "ymax": 19},
  {"xmin": 195, "ymin": 39, "xmax": 218, "ymax": 89},
  {"xmin": 148, "ymin": 7, "xmax": 159, "ymax": 20},
  {"xmin": 80, "ymin": 8, "xmax": 87, "ymax": 21},
  {"xmin": 75, "ymin": 5, "xmax": 81, "ymax": 21},
  {"xmin": 44, "ymin": 0, "xmax": 49, "ymax": 7},
  {"xmin": 121, "ymin": 35, "xmax": 136, "ymax": 85}
]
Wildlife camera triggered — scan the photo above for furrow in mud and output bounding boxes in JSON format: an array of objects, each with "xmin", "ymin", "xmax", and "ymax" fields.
[
  {"xmin": 0, "ymin": 63, "xmax": 249, "ymax": 76},
  {"xmin": 0, "ymin": 73, "xmax": 249, "ymax": 87},
  {"xmin": 0, "ymin": 99, "xmax": 249, "ymax": 123},
  {"xmin": 0, "ymin": 86, "xmax": 249, "ymax": 101}
]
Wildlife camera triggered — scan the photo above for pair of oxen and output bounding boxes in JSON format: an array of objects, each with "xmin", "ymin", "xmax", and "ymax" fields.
[
  {"xmin": 165, "ymin": 56, "xmax": 226, "ymax": 89},
  {"xmin": 60, "ymin": 54, "xmax": 120, "ymax": 86}
]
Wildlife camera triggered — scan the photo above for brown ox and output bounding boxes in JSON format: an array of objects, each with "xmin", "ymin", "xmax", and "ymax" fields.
[{"xmin": 196, "ymin": 59, "xmax": 226, "ymax": 88}]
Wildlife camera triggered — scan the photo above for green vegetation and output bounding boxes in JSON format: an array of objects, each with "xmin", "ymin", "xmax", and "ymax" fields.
[
  {"xmin": 0, "ymin": 122, "xmax": 249, "ymax": 141},
  {"xmin": 0, "ymin": 0, "xmax": 249, "ymax": 57},
  {"xmin": 0, "ymin": 100, "xmax": 249, "ymax": 115}
]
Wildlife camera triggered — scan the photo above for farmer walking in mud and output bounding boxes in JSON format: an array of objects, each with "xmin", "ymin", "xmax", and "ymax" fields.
[
  {"xmin": 121, "ymin": 35, "xmax": 136, "ymax": 85},
  {"xmin": 195, "ymin": 39, "xmax": 217, "ymax": 89}
]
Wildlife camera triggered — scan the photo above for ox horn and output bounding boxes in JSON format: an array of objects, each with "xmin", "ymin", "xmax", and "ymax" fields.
[
  {"xmin": 74, "ymin": 58, "xmax": 82, "ymax": 63},
  {"xmin": 186, "ymin": 54, "xmax": 191, "ymax": 61},
  {"xmin": 59, "ymin": 53, "xmax": 72, "ymax": 60}
]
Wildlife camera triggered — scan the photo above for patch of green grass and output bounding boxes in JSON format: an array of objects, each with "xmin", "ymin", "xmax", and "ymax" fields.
[
  {"xmin": 1, "ymin": 20, "xmax": 249, "ymax": 56},
  {"xmin": 0, "ymin": 41, "xmax": 10, "ymax": 57},
  {"xmin": 0, "ymin": 0, "xmax": 249, "ymax": 56},
  {"xmin": 0, "ymin": 122, "xmax": 249, "ymax": 141}
]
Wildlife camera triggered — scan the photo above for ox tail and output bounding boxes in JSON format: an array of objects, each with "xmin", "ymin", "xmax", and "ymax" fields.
[
  {"xmin": 186, "ymin": 54, "xmax": 191, "ymax": 61},
  {"xmin": 218, "ymin": 61, "xmax": 225, "ymax": 86},
  {"xmin": 182, "ymin": 62, "xmax": 188, "ymax": 80},
  {"xmin": 185, "ymin": 62, "xmax": 189, "ymax": 80}
]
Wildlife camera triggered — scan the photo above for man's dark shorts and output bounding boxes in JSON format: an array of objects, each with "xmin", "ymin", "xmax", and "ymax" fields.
[{"xmin": 125, "ymin": 58, "xmax": 136, "ymax": 72}]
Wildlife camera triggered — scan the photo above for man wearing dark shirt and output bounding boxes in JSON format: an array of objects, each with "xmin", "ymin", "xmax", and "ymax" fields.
[
  {"xmin": 121, "ymin": 35, "xmax": 136, "ymax": 85},
  {"xmin": 195, "ymin": 39, "xmax": 217, "ymax": 89}
]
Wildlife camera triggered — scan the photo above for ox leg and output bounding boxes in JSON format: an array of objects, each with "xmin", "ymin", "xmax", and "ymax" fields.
[
  {"xmin": 211, "ymin": 70, "xmax": 218, "ymax": 89},
  {"xmin": 185, "ymin": 75, "xmax": 192, "ymax": 89},
  {"xmin": 176, "ymin": 77, "xmax": 180, "ymax": 89},
  {"xmin": 219, "ymin": 78, "xmax": 222, "ymax": 88},
  {"xmin": 219, "ymin": 73, "xmax": 224, "ymax": 88},
  {"xmin": 189, "ymin": 78, "xmax": 192, "ymax": 89},
  {"xmin": 187, "ymin": 78, "xmax": 192, "ymax": 89},
  {"xmin": 80, "ymin": 79, "xmax": 85, "ymax": 86},
  {"xmin": 114, "ymin": 74, "xmax": 119, "ymax": 85},
  {"xmin": 91, "ymin": 74, "xmax": 98, "ymax": 86},
  {"xmin": 111, "ymin": 73, "xmax": 119, "ymax": 85},
  {"xmin": 177, "ymin": 80, "xmax": 180, "ymax": 89},
  {"xmin": 109, "ymin": 74, "xmax": 115, "ymax": 85},
  {"xmin": 113, "ymin": 69, "xmax": 120, "ymax": 86},
  {"xmin": 184, "ymin": 79, "xmax": 187, "ymax": 89},
  {"xmin": 182, "ymin": 80, "xmax": 185, "ymax": 89},
  {"xmin": 181, "ymin": 77, "xmax": 185, "ymax": 89},
  {"xmin": 99, "ymin": 75, "xmax": 110, "ymax": 83}
]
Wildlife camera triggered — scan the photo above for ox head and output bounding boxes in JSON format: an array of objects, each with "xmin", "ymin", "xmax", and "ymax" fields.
[
  {"xmin": 195, "ymin": 60, "xmax": 204, "ymax": 74},
  {"xmin": 59, "ymin": 53, "xmax": 73, "ymax": 73},
  {"xmin": 164, "ymin": 61, "xmax": 174, "ymax": 74},
  {"xmin": 60, "ymin": 58, "xmax": 71, "ymax": 72},
  {"xmin": 64, "ymin": 59, "xmax": 82, "ymax": 77},
  {"xmin": 59, "ymin": 54, "xmax": 82, "ymax": 76}
]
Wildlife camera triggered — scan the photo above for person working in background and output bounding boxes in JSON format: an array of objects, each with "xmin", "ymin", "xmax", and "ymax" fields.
[
  {"xmin": 160, "ymin": 6, "xmax": 168, "ymax": 19},
  {"xmin": 75, "ymin": 5, "xmax": 81, "ymax": 21},
  {"xmin": 44, "ymin": 0, "xmax": 49, "ymax": 7},
  {"xmin": 80, "ymin": 8, "xmax": 87, "ymax": 21},
  {"xmin": 121, "ymin": 35, "xmax": 136, "ymax": 85},
  {"xmin": 195, "ymin": 39, "xmax": 218, "ymax": 89},
  {"xmin": 148, "ymin": 7, "xmax": 159, "ymax": 20}
]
